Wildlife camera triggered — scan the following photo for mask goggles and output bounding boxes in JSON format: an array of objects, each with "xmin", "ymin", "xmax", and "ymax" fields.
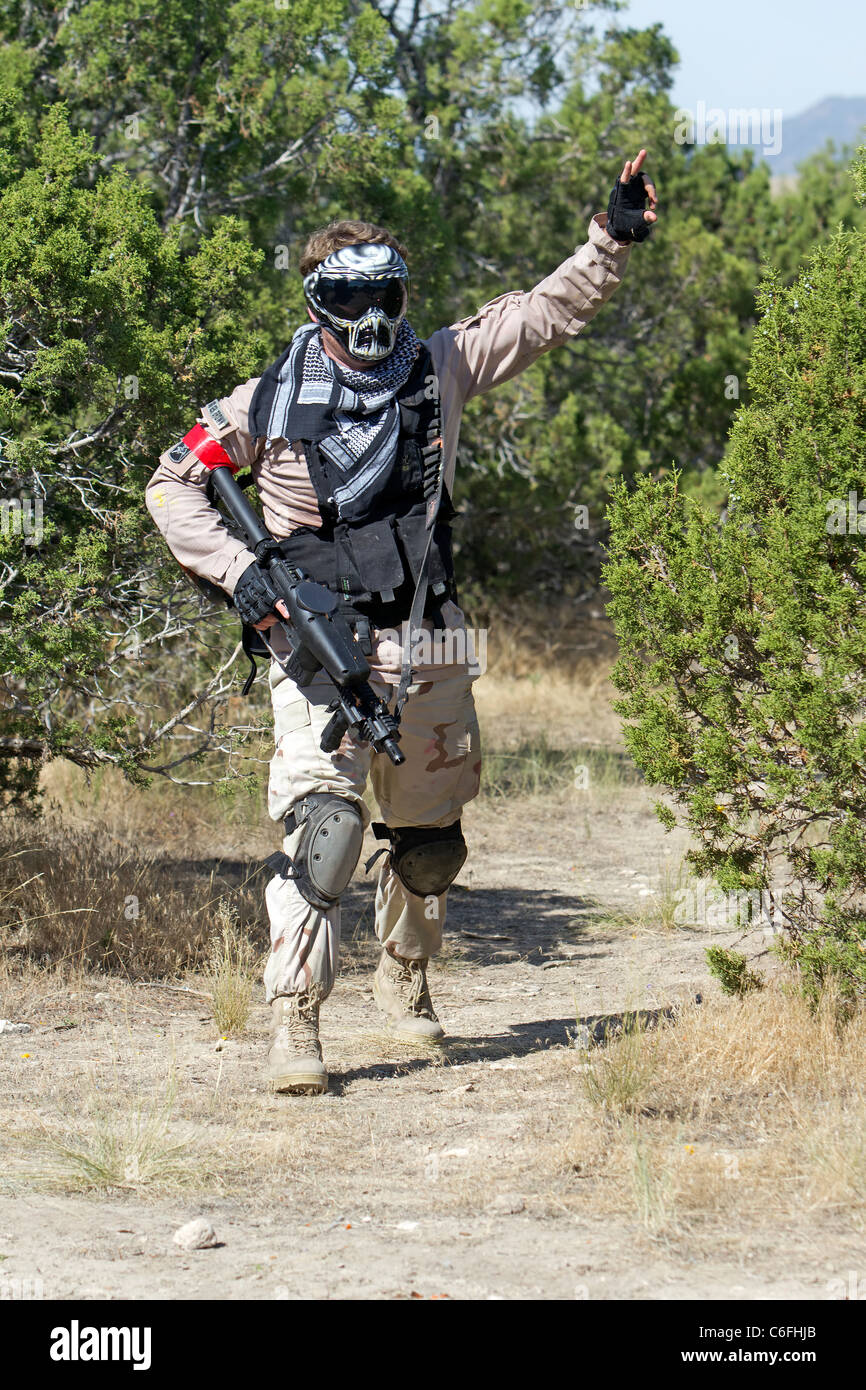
[{"xmin": 304, "ymin": 242, "xmax": 409, "ymax": 363}]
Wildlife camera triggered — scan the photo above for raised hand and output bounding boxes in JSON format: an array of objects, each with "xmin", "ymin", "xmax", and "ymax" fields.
[{"xmin": 606, "ymin": 148, "xmax": 659, "ymax": 244}]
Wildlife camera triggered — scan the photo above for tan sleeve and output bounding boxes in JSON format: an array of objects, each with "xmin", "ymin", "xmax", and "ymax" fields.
[
  {"xmin": 145, "ymin": 379, "xmax": 265, "ymax": 596},
  {"xmin": 428, "ymin": 214, "xmax": 631, "ymax": 405}
]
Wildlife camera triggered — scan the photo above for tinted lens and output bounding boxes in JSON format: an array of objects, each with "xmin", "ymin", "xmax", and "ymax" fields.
[{"xmin": 316, "ymin": 276, "xmax": 406, "ymax": 321}]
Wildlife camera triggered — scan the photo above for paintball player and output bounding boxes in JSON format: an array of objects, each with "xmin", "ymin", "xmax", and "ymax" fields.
[{"xmin": 146, "ymin": 150, "xmax": 659, "ymax": 1094}]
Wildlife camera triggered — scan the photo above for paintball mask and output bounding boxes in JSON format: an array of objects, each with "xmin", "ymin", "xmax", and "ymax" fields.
[{"xmin": 303, "ymin": 242, "xmax": 409, "ymax": 363}]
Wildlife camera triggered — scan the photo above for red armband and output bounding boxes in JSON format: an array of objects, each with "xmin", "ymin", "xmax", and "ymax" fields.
[{"xmin": 181, "ymin": 422, "xmax": 238, "ymax": 474}]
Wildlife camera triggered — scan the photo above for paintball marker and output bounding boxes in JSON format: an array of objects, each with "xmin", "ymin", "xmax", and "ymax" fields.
[{"xmin": 206, "ymin": 462, "xmax": 404, "ymax": 766}]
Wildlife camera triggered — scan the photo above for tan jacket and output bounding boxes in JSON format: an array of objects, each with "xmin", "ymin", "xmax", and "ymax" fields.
[{"xmin": 146, "ymin": 214, "xmax": 630, "ymax": 681}]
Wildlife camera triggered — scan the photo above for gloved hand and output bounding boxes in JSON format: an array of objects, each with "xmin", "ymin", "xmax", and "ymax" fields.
[
  {"xmin": 232, "ymin": 560, "xmax": 281, "ymax": 627},
  {"xmin": 606, "ymin": 149, "xmax": 658, "ymax": 244}
]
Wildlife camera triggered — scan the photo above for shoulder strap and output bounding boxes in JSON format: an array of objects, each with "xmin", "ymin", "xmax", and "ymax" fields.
[{"xmin": 393, "ymin": 359, "xmax": 446, "ymax": 719}]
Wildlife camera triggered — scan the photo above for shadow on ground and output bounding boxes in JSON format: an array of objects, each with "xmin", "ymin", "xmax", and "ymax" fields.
[
  {"xmin": 348, "ymin": 879, "xmax": 602, "ymax": 969},
  {"xmin": 167, "ymin": 852, "xmax": 607, "ymax": 969},
  {"xmin": 328, "ymin": 1000, "xmax": 695, "ymax": 1091},
  {"xmin": 329, "ymin": 1017, "xmax": 579, "ymax": 1091}
]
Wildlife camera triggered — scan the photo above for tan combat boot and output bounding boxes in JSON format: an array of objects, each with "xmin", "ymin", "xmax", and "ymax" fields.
[
  {"xmin": 267, "ymin": 992, "xmax": 328, "ymax": 1094},
  {"xmin": 372, "ymin": 949, "xmax": 445, "ymax": 1043}
]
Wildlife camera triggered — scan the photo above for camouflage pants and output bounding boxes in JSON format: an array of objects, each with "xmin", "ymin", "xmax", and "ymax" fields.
[{"xmin": 262, "ymin": 649, "xmax": 482, "ymax": 1004}]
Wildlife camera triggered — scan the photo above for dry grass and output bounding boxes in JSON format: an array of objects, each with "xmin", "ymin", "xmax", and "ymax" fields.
[
  {"xmin": 626, "ymin": 1121, "xmax": 678, "ymax": 1236},
  {"xmin": 474, "ymin": 599, "xmax": 618, "ymax": 681},
  {"xmin": 648, "ymin": 857, "xmax": 695, "ymax": 933},
  {"xmin": 26, "ymin": 1067, "xmax": 200, "ymax": 1194},
  {"xmin": 5, "ymin": 635, "xmax": 862, "ymax": 1272},
  {"xmin": 203, "ymin": 901, "xmax": 260, "ymax": 1037},
  {"xmin": 467, "ymin": 603, "xmax": 624, "ymax": 751},
  {"xmin": 472, "ymin": 617, "xmax": 645, "ymax": 806},
  {"xmin": 1, "ymin": 630, "xmax": 638, "ymax": 989},
  {"xmin": 580, "ymin": 1014, "xmax": 662, "ymax": 1113},
  {"xmin": 40, "ymin": 757, "xmax": 273, "ymax": 860},
  {"xmin": 2, "ymin": 969, "xmax": 865, "ymax": 1262},
  {"xmin": 481, "ymin": 737, "xmax": 641, "ymax": 800},
  {"xmin": 0, "ymin": 811, "xmax": 269, "ymax": 979},
  {"xmin": 0, "ymin": 1032, "xmax": 239, "ymax": 1198},
  {"xmin": 561, "ymin": 984, "xmax": 866, "ymax": 1237}
]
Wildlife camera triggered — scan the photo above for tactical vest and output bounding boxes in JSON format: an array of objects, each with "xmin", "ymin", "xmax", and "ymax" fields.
[{"xmin": 257, "ymin": 343, "xmax": 457, "ymax": 637}]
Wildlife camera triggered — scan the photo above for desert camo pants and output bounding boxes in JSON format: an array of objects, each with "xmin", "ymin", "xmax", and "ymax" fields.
[{"xmin": 262, "ymin": 653, "xmax": 482, "ymax": 1004}]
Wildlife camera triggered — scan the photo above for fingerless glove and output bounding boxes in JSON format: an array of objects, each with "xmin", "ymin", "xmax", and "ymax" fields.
[
  {"xmin": 232, "ymin": 561, "xmax": 280, "ymax": 626},
  {"xmin": 607, "ymin": 171, "xmax": 653, "ymax": 244}
]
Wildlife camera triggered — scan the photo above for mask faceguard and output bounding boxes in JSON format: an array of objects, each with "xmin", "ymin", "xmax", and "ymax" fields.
[{"xmin": 303, "ymin": 242, "xmax": 409, "ymax": 363}]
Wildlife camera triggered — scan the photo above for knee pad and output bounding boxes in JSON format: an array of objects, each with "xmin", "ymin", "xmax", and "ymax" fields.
[
  {"xmin": 273, "ymin": 794, "xmax": 364, "ymax": 911},
  {"xmin": 368, "ymin": 820, "xmax": 467, "ymax": 897}
]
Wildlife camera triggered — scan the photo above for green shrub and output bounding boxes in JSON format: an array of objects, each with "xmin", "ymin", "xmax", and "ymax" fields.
[
  {"xmin": 705, "ymin": 946, "xmax": 765, "ymax": 997},
  {"xmin": 604, "ymin": 151, "xmax": 866, "ymax": 1005}
]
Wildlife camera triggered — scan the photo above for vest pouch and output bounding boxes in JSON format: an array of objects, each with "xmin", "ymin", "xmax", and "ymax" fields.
[
  {"xmin": 398, "ymin": 439, "xmax": 424, "ymax": 494},
  {"xmin": 341, "ymin": 516, "xmax": 406, "ymax": 601},
  {"xmin": 393, "ymin": 509, "xmax": 453, "ymax": 591},
  {"xmin": 432, "ymin": 519, "xmax": 456, "ymax": 590},
  {"xmin": 277, "ymin": 527, "xmax": 339, "ymax": 591}
]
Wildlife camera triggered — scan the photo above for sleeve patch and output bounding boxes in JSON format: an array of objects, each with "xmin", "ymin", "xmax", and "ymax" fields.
[
  {"xmin": 167, "ymin": 440, "xmax": 191, "ymax": 464},
  {"xmin": 203, "ymin": 399, "xmax": 232, "ymax": 434}
]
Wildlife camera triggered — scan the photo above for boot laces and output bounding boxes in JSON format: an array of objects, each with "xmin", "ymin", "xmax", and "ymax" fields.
[
  {"xmin": 389, "ymin": 955, "xmax": 434, "ymax": 1019},
  {"xmin": 277, "ymin": 995, "xmax": 320, "ymax": 1053}
]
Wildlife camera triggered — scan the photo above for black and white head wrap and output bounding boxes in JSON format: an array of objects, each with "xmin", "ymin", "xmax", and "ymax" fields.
[{"xmin": 248, "ymin": 318, "xmax": 421, "ymax": 522}]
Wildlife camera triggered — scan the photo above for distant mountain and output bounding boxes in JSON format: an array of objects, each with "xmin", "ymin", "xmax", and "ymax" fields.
[{"xmin": 734, "ymin": 96, "xmax": 866, "ymax": 175}]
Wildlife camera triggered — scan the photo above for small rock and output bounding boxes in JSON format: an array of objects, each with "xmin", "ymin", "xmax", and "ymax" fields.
[
  {"xmin": 94, "ymin": 993, "xmax": 109, "ymax": 1003},
  {"xmin": 396, "ymin": 1220, "xmax": 419, "ymax": 1231},
  {"xmin": 0, "ymin": 1021, "xmax": 31, "ymax": 1035},
  {"xmin": 173, "ymin": 1218, "xmax": 220, "ymax": 1250}
]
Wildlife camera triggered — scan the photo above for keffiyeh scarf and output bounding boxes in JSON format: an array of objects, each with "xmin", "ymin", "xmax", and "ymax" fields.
[{"xmin": 248, "ymin": 319, "xmax": 421, "ymax": 522}]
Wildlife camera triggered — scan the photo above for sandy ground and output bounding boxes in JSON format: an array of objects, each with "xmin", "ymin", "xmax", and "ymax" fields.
[{"xmin": 2, "ymin": 777, "xmax": 863, "ymax": 1303}]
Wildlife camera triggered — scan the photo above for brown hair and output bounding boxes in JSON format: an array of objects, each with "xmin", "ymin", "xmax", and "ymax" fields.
[{"xmin": 299, "ymin": 219, "xmax": 408, "ymax": 277}]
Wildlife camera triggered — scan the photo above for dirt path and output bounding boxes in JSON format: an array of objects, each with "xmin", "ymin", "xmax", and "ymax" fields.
[{"xmin": 1, "ymin": 790, "xmax": 862, "ymax": 1301}]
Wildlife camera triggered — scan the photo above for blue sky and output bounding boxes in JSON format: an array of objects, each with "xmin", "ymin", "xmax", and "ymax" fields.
[{"xmin": 614, "ymin": 0, "xmax": 865, "ymax": 117}]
